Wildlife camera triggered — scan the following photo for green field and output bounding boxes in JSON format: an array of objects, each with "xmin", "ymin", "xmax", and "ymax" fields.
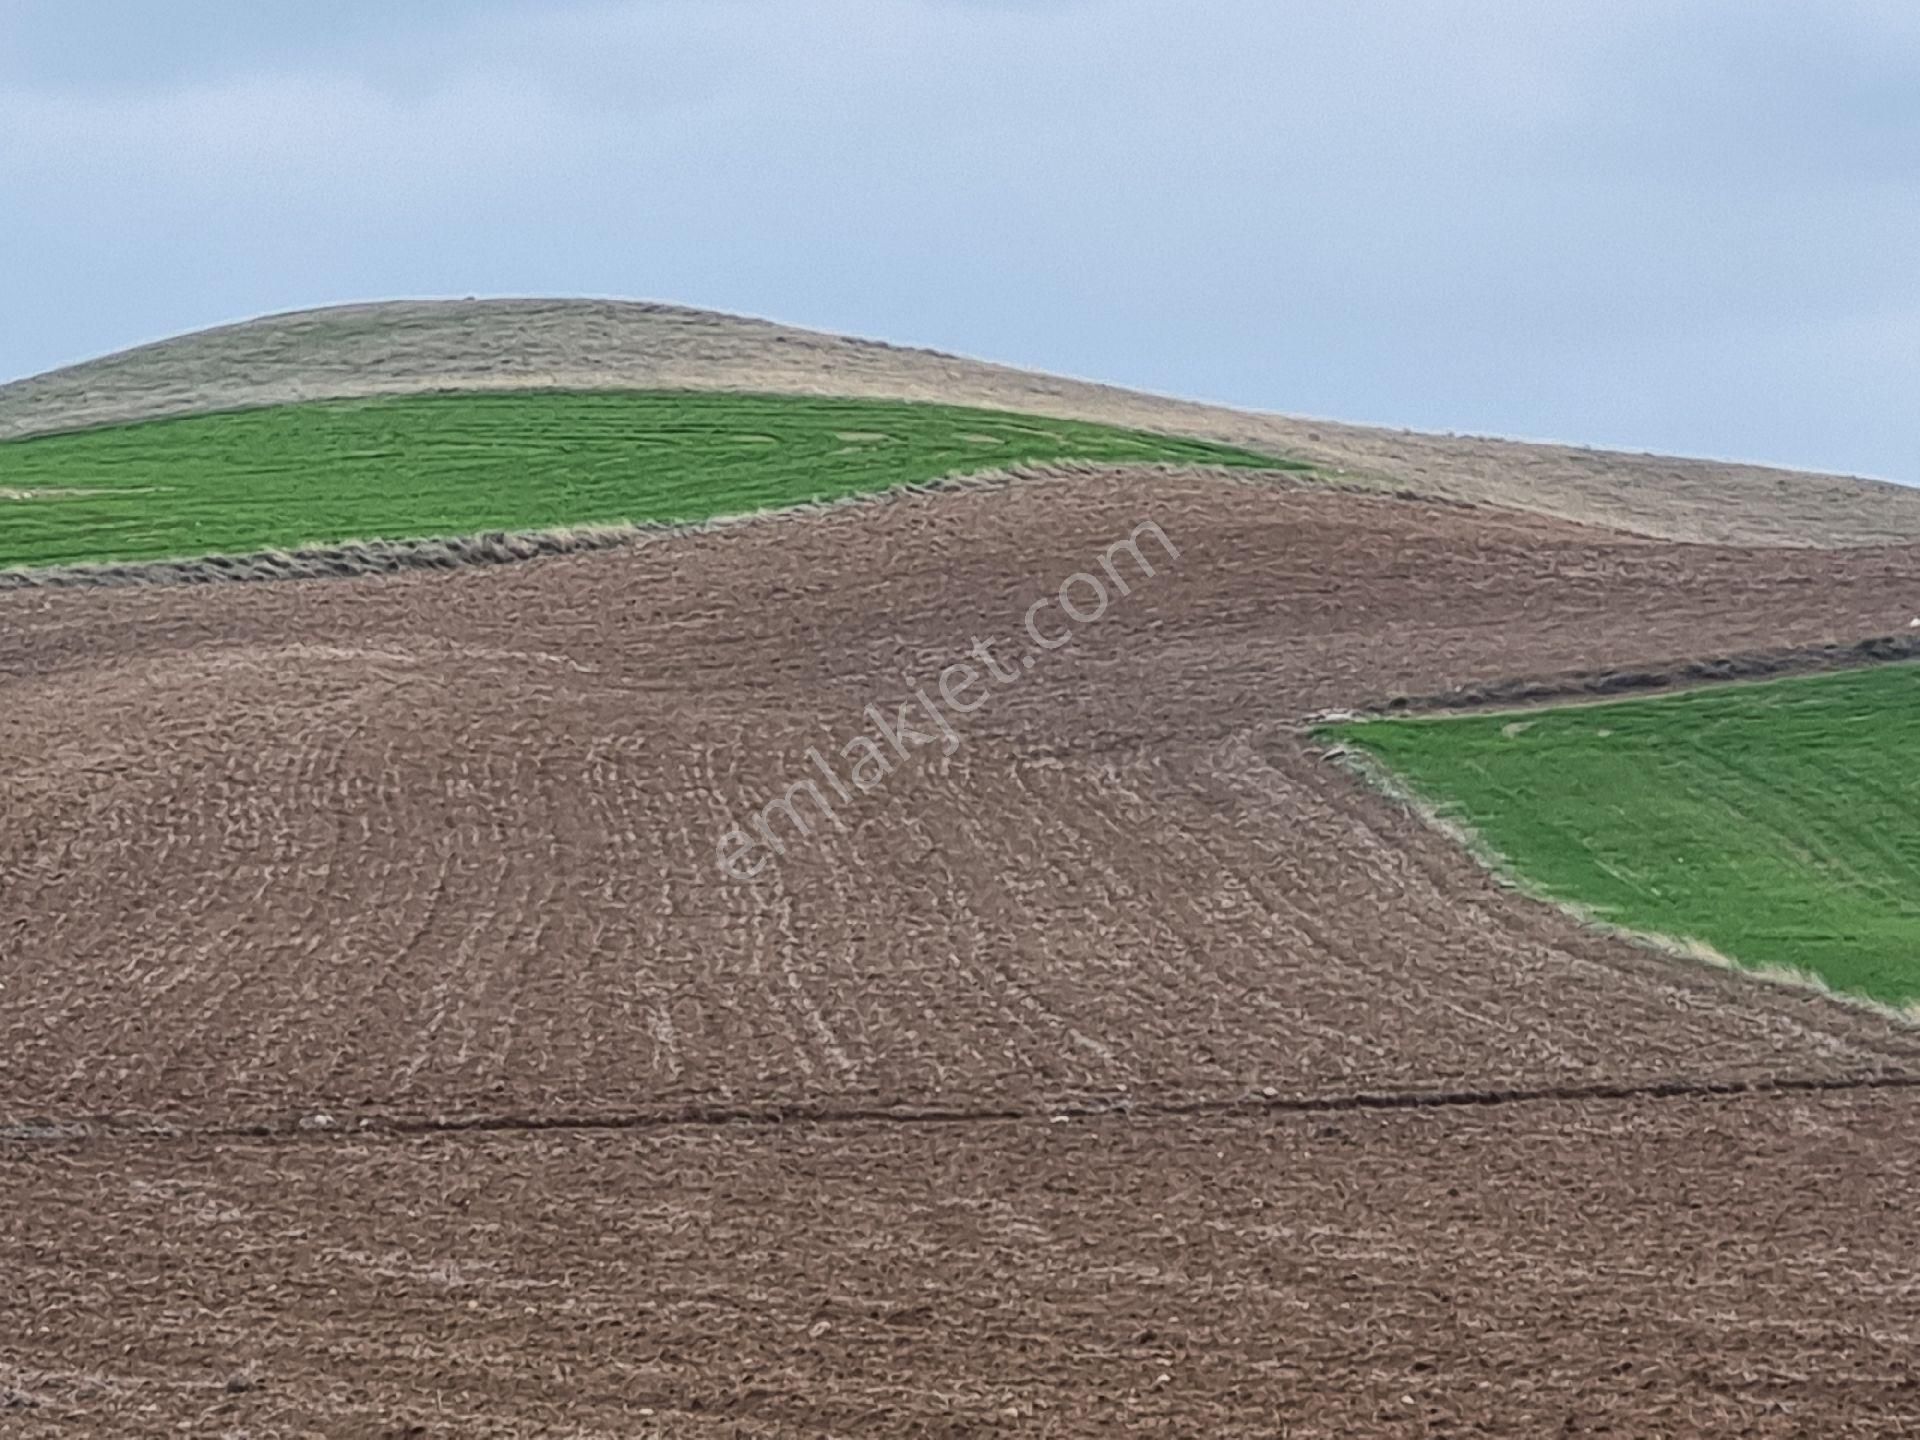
[
  {"xmin": 0, "ymin": 391, "xmax": 1295, "ymax": 569},
  {"xmin": 1325, "ymin": 664, "xmax": 1920, "ymax": 1005}
]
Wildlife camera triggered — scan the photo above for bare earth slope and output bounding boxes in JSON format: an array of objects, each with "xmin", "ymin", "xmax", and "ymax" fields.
[
  {"xmin": 6, "ymin": 468, "xmax": 1920, "ymax": 1433},
  {"xmin": 5, "ymin": 298, "xmax": 1920, "ymax": 545},
  {"xmin": 5, "ymin": 474, "xmax": 1920, "ymax": 1131},
  {"xmin": 10, "ymin": 1093, "xmax": 1920, "ymax": 1437}
]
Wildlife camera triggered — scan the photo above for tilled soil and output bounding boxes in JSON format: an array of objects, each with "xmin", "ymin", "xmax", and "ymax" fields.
[
  {"xmin": 5, "ymin": 1090, "xmax": 1919, "ymax": 1436},
  {"xmin": 4, "ymin": 471, "xmax": 1920, "ymax": 1433}
]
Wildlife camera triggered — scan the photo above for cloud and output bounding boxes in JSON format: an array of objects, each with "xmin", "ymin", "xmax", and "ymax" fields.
[{"xmin": 1, "ymin": 0, "xmax": 1916, "ymax": 479}]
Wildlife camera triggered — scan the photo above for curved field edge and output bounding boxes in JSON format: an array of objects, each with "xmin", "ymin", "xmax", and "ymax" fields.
[
  {"xmin": 1321, "ymin": 739, "xmax": 1920, "ymax": 1029},
  {"xmin": 8, "ymin": 299, "xmax": 1920, "ymax": 549},
  {"xmin": 0, "ymin": 389, "xmax": 1301, "ymax": 571},
  {"xmin": 1318, "ymin": 661, "xmax": 1920, "ymax": 1014},
  {"xmin": 0, "ymin": 461, "xmax": 1311, "ymax": 590},
  {"xmin": 1349, "ymin": 631, "xmax": 1920, "ymax": 717}
]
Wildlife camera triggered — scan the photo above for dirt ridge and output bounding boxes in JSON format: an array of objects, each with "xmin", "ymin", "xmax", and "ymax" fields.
[
  {"xmin": 13, "ymin": 1067, "xmax": 1920, "ymax": 1150},
  {"xmin": 0, "ymin": 462, "xmax": 1303, "ymax": 590},
  {"xmin": 1353, "ymin": 631, "xmax": 1920, "ymax": 718}
]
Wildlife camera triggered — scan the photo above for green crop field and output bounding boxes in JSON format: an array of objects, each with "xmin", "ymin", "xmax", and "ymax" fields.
[
  {"xmin": 0, "ymin": 391, "xmax": 1296, "ymax": 570},
  {"xmin": 1325, "ymin": 664, "xmax": 1920, "ymax": 1005}
]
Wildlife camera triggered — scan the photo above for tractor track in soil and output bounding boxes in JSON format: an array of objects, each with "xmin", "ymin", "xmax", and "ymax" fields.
[{"xmin": 13, "ymin": 1065, "xmax": 1920, "ymax": 1148}]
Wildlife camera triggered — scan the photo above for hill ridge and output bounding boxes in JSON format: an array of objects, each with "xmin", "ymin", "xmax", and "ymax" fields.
[{"xmin": 5, "ymin": 297, "xmax": 1920, "ymax": 546}]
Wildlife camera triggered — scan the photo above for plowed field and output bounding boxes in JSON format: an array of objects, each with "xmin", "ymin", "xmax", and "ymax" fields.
[
  {"xmin": 9, "ymin": 1089, "xmax": 1920, "ymax": 1437},
  {"xmin": 5, "ymin": 468, "xmax": 1920, "ymax": 1434}
]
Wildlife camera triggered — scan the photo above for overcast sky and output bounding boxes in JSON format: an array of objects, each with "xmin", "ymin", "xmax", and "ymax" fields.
[{"xmin": 2, "ymin": 1, "xmax": 1916, "ymax": 481}]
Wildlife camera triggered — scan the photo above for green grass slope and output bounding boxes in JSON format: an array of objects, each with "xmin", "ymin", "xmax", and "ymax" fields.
[
  {"xmin": 1326, "ymin": 664, "xmax": 1920, "ymax": 1005},
  {"xmin": 0, "ymin": 390, "xmax": 1295, "ymax": 570}
]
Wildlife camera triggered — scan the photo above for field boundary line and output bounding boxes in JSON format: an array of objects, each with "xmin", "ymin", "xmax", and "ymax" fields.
[
  {"xmin": 9, "ymin": 1069, "xmax": 1920, "ymax": 1149},
  {"xmin": 1318, "ymin": 631, "xmax": 1920, "ymax": 723},
  {"xmin": 0, "ymin": 461, "xmax": 1315, "ymax": 592}
]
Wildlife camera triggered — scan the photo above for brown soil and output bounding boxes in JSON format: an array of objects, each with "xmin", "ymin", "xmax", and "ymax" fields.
[
  {"xmin": 6, "ymin": 1092, "xmax": 1920, "ymax": 1436},
  {"xmin": 1364, "ymin": 631, "xmax": 1920, "ymax": 717},
  {"xmin": 5, "ymin": 471, "xmax": 1920, "ymax": 1433},
  {"xmin": 5, "ymin": 298, "xmax": 1920, "ymax": 546}
]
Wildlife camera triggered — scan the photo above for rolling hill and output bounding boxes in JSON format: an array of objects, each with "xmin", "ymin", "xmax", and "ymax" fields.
[
  {"xmin": 3, "ymin": 302, "xmax": 1918, "ymax": 1437},
  {"xmin": 7, "ymin": 298, "xmax": 1920, "ymax": 545}
]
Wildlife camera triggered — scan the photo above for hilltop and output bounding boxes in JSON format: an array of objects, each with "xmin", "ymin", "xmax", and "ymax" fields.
[{"xmin": 7, "ymin": 298, "xmax": 1919, "ymax": 546}]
